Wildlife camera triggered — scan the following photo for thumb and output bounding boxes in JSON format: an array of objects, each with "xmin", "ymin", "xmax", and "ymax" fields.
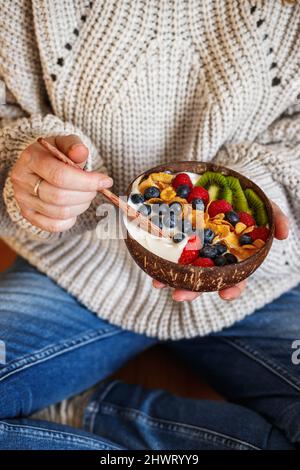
[{"xmin": 55, "ymin": 134, "xmax": 89, "ymax": 168}]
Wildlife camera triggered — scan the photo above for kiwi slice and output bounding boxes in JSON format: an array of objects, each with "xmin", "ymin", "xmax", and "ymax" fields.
[
  {"xmin": 244, "ymin": 188, "xmax": 268, "ymax": 226},
  {"xmin": 226, "ymin": 176, "xmax": 251, "ymax": 213},
  {"xmin": 196, "ymin": 171, "xmax": 232, "ymax": 203},
  {"xmin": 220, "ymin": 186, "xmax": 233, "ymax": 205}
]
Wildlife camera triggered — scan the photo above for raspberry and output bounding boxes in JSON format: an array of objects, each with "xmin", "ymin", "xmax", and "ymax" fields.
[
  {"xmin": 172, "ymin": 173, "xmax": 193, "ymax": 190},
  {"xmin": 237, "ymin": 211, "xmax": 256, "ymax": 227},
  {"xmin": 249, "ymin": 227, "xmax": 270, "ymax": 242},
  {"xmin": 208, "ymin": 199, "xmax": 232, "ymax": 218},
  {"xmin": 187, "ymin": 187, "xmax": 209, "ymax": 205},
  {"xmin": 192, "ymin": 257, "xmax": 215, "ymax": 267},
  {"xmin": 178, "ymin": 235, "xmax": 201, "ymax": 265}
]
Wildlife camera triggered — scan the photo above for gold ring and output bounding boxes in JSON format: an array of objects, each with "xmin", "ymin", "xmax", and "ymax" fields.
[{"xmin": 33, "ymin": 177, "xmax": 43, "ymax": 198}]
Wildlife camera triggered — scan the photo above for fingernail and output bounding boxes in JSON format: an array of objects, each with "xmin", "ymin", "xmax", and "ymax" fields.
[
  {"xmin": 98, "ymin": 177, "xmax": 113, "ymax": 189},
  {"xmin": 220, "ymin": 291, "xmax": 236, "ymax": 301},
  {"xmin": 69, "ymin": 144, "xmax": 88, "ymax": 156}
]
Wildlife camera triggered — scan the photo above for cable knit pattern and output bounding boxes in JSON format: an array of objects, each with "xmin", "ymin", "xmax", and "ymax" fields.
[{"xmin": 0, "ymin": 0, "xmax": 300, "ymax": 339}]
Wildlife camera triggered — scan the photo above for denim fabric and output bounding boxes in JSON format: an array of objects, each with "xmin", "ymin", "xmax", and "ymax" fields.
[{"xmin": 0, "ymin": 257, "xmax": 299, "ymax": 449}]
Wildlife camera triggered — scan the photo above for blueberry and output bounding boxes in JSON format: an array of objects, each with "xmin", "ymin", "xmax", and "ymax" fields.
[
  {"xmin": 152, "ymin": 203, "xmax": 169, "ymax": 215},
  {"xmin": 138, "ymin": 204, "xmax": 151, "ymax": 216},
  {"xmin": 172, "ymin": 232, "xmax": 185, "ymax": 243},
  {"xmin": 144, "ymin": 186, "xmax": 160, "ymax": 200},
  {"xmin": 176, "ymin": 184, "xmax": 190, "ymax": 199},
  {"xmin": 130, "ymin": 193, "xmax": 145, "ymax": 205},
  {"xmin": 199, "ymin": 245, "xmax": 218, "ymax": 259},
  {"xmin": 225, "ymin": 211, "xmax": 240, "ymax": 226},
  {"xmin": 178, "ymin": 219, "xmax": 194, "ymax": 234},
  {"xmin": 224, "ymin": 253, "xmax": 238, "ymax": 264},
  {"xmin": 214, "ymin": 242, "xmax": 227, "ymax": 255},
  {"xmin": 204, "ymin": 228, "xmax": 215, "ymax": 244},
  {"xmin": 239, "ymin": 234, "xmax": 253, "ymax": 245},
  {"xmin": 214, "ymin": 255, "xmax": 227, "ymax": 266},
  {"xmin": 151, "ymin": 215, "xmax": 163, "ymax": 229},
  {"xmin": 164, "ymin": 170, "xmax": 173, "ymax": 174},
  {"xmin": 163, "ymin": 213, "xmax": 177, "ymax": 229},
  {"xmin": 169, "ymin": 202, "xmax": 182, "ymax": 215},
  {"xmin": 191, "ymin": 198, "xmax": 205, "ymax": 211}
]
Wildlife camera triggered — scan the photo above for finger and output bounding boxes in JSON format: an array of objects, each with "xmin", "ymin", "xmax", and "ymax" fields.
[
  {"xmin": 14, "ymin": 175, "xmax": 97, "ymax": 206},
  {"xmin": 172, "ymin": 289, "xmax": 201, "ymax": 302},
  {"xmin": 152, "ymin": 279, "xmax": 167, "ymax": 289},
  {"xmin": 20, "ymin": 207, "xmax": 77, "ymax": 233},
  {"xmin": 55, "ymin": 135, "xmax": 89, "ymax": 167},
  {"xmin": 16, "ymin": 189, "xmax": 91, "ymax": 220},
  {"xmin": 271, "ymin": 201, "xmax": 289, "ymax": 240},
  {"xmin": 29, "ymin": 149, "xmax": 113, "ymax": 191},
  {"xmin": 219, "ymin": 280, "xmax": 247, "ymax": 301}
]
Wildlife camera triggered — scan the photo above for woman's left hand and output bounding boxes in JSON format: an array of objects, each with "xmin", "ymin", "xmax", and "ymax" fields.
[{"xmin": 153, "ymin": 201, "xmax": 289, "ymax": 302}]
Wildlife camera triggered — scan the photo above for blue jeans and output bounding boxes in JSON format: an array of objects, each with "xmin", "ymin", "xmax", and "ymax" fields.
[{"xmin": 0, "ymin": 257, "xmax": 299, "ymax": 450}]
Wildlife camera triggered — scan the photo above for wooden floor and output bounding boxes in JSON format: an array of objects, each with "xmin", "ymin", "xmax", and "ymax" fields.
[{"xmin": 0, "ymin": 239, "xmax": 222, "ymax": 401}]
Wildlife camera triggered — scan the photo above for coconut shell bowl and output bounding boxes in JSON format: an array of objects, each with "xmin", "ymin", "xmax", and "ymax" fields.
[{"xmin": 124, "ymin": 161, "xmax": 274, "ymax": 292}]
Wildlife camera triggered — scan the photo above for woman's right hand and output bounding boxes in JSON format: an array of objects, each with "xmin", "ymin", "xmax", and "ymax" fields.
[{"xmin": 11, "ymin": 134, "xmax": 113, "ymax": 232}]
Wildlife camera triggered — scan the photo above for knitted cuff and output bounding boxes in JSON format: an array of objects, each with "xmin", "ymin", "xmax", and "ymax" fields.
[{"xmin": 1, "ymin": 114, "xmax": 106, "ymax": 240}]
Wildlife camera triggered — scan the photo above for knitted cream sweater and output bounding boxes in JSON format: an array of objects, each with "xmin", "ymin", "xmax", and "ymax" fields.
[{"xmin": 1, "ymin": 0, "xmax": 300, "ymax": 340}]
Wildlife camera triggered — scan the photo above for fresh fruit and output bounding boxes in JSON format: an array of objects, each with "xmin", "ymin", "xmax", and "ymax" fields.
[
  {"xmin": 224, "ymin": 253, "xmax": 238, "ymax": 264},
  {"xmin": 172, "ymin": 232, "xmax": 185, "ymax": 243},
  {"xmin": 172, "ymin": 173, "xmax": 193, "ymax": 190},
  {"xmin": 178, "ymin": 235, "xmax": 201, "ymax": 265},
  {"xmin": 152, "ymin": 203, "xmax": 169, "ymax": 215},
  {"xmin": 177, "ymin": 219, "xmax": 194, "ymax": 234},
  {"xmin": 144, "ymin": 186, "xmax": 160, "ymax": 200},
  {"xmin": 226, "ymin": 176, "xmax": 251, "ymax": 213},
  {"xmin": 237, "ymin": 211, "xmax": 256, "ymax": 227},
  {"xmin": 214, "ymin": 242, "xmax": 227, "ymax": 255},
  {"xmin": 204, "ymin": 228, "xmax": 215, "ymax": 244},
  {"xmin": 163, "ymin": 213, "xmax": 177, "ymax": 229},
  {"xmin": 169, "ymin": 202, "xmax": 182, "ymax": 215},
  {"xmin": 150, "ymin": 215, "xmax": 163, "ymax": 229},
  {"xmin": 192, "ymin": 198, "xmax": 205, "ymax": 211},
  {"xmin": 138, "ymin": 204, "xmax": 151, "ymax": 216},
  {"xmin": 192, "ymin": 257, "xmax": 215, "ymax": 267},
  {"xmin": 248, "ymin": 227, "xmax": 270, "ymax": 242},
  {"xmin": 131, "ymin": 167, "xmax": 270, "ymax": 269},
  {"xmin": 176, "ymin": 184, "xmax": 191, "ymax": 199},
  {"xmin": 195, "ymin": 171, "xmax": 232, "ymax": 203},
  {"xmin": 239, "ymin": 234, "xmax": 253, "ymax": 246},
  {"xmin": 244, "ymin": 189, "xmax": 268, "ymax": 226},
  {"xmin": 199, "ymin": 245, "xmax": 218, "ymax": 259},
  {"xmin": 131, "ymin": 193, "xmax": 144, "ymax": 204},
  {"xmin": 221, "ymin": 186, "xmax": 233, "ymax": 204},
  {"xmin": 187, "ymin": 186, "xmax": 209, "ymax": 206},
  {"xmin": 225, "ymin": 211, "xmax": 240, "ymax": 226},
  {"xmin": 214, "ymin": 255, "xmax": 227, "ymax": 266},
  {"xmin": 208, "ymin": 200, "xmax": 232, "ymax": 218}
]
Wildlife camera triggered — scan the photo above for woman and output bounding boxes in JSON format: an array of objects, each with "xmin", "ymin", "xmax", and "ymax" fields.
[{"xmin": 0, "ymin": 0, "xmax": 299, "ymax": 449}]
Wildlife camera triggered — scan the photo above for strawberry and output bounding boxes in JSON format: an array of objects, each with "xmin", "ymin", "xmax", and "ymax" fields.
[
  {"xmin": 208, "ymin": 199, "xmax": 232, "ymax": 218},
  {"xmin": 178, "ymin": 234, "xmax": 201, "ymax": 265},
  {"xmin": 187, "ymin": 187, "xmax": 209, "ymax": 206},
  {"xmin": 192, "ymin": 257, "xmax": 215, "ymax": 267},
  {"xmin": 172, "ymin": 173, "xmax": 193, "ymax": 190},
  {"xmin": 237, "ymin": 211, "xmax": 256, "ymax": 227},
  {"xmin": 249, "ymin": 227, "xmax": 270, "ymax": 242}
]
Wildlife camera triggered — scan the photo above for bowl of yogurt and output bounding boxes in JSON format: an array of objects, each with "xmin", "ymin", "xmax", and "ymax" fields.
[{"xmin": 123, "ymin": 161, "xmax": 274, "ymax": 292}]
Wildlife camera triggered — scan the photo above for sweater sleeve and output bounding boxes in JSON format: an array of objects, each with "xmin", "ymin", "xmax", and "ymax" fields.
[
  {"xmin": 0, "ymin": 112, "xmax": 107, "ymax": 241},
  {"xmin": 0, "ymin": 0, "xmax": 107, "ymax": 241},
  {"xmin": 213, "ymin": 112, "xmax": 300, "ymax": 277}
]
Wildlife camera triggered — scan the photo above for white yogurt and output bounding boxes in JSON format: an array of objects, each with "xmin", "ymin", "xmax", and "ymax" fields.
[{"xmin": 123, "ymin": 172, "xmax": 200, "ymax": 263}]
